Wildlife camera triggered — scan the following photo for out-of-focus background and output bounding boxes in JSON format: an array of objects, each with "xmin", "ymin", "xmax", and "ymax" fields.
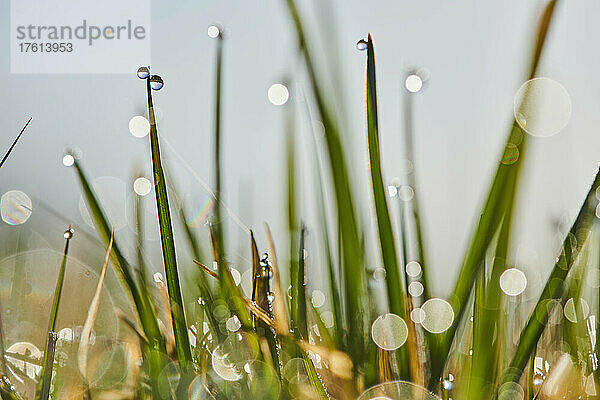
[{"xmin": 1, "ymin": 0, "xmax": 600, "ymax": 303}]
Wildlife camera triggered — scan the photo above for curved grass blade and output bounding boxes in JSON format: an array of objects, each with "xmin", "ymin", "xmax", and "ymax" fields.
[
  {"xmin": 365, "ymin": 35, "xmax": 410, "ymax": 380},
  {"xmin": 78, "ymin": 232, "xmax": 113, "ymax": 399},
  {"xmin": 0, "ymin": 117, "xmax": 31, "ymax": 170},
  {"xmin": 144, "ymin": 73, "xmax": 193, "ymax": 373},
  {"xmin": 430, "ymin": 0, "xmax": 560, "ymax": 387},
  {"xmin": 500, "ymin": 166, "xmax": 600, "ymax": 387},
  {"xmin": 36, "ymin": 227, "xmax": 73, "ymax": 400},
  {"xmin": 283, "ymin": 0, "xmax": 370, "ymax": 372}
]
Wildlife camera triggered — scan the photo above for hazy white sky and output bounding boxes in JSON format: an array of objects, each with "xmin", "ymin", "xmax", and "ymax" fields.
[{"xmin": 2, "ymin": 0, "xmax": 600, "ymax": 297}]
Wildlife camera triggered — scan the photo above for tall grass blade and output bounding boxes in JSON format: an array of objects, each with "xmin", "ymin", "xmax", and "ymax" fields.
[
  {"xmin": 284, "ymin": 0, "xmax": 370, "ymax": 372},
  {"xmin": 431, "ymin": 0, "xmax": 559, "ymax": 386},
  {"xmin": 144, "ymin": 73, "xmax": 193, "ymax": 372},
  {"xmin": 500, "ymin": 166, "xmax": 600, "ymax": 387},
  {"xmin": 364, "ymin": 35, "xmax": 410, "ymax": 380},
  {"xmin": 78, "ymin": 232, "xmax": 113, "ymax": 399},
  {"xmin": 36, "ymin": 227, "xmax": 73, "ymax": 400},
  {"xmin": 0, "ymin": 117, "xmax": 31, "ymax": 169}
]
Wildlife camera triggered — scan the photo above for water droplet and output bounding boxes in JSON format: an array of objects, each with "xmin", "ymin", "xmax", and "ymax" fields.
[
  {"xmin": 150, "ymin": 75, "xmax": 164, "ymax": 91},
  {"xmin": 63, "ymin": 228, "xmax": 74, "ymax": 239},
  {"xmin": 267, "ymin": 83, "xmax": 289, "ymax": 106},
  {"xmin": 129, "ymin": 115, "xmax": 150, "ymax": 138},
  {"xmin": 62, "ymin": 154, "xmax": 75, "ymax": 167},
  {"xmin": 1, "ymin": 190, "xmax": 33, "ymax": 225},
  {"xmin": 356, "ymin": 39, "xmax": 368, "ymax": 51},
  {"xmin": 136, "ymin": 66, "xmax": 149, "ymax": 79},
  {"xmin": 410, "ymin": 308, "xmax": 425, "ymax": 324},
  {"xmin": 226, "ymin": 316, "xmax": 241, "ymax": 332},
  {"xmin": 398, "ymin": 185, "xmax": 414, "ymax": 201},
  {"xmin": 133, "ymin": 177, "xmax": 152, "ymax": 196},
  {"xmin": 207, "ymin": 25, "xmax": 221, "ymax": 39},
  {"xmin": 371, "ymin": 313, "xmax": 408, "ymax": 351},
  {"xmin": 498, "ymin": 382, "xmax": 524, "ymax": 400},
  {"xmin": 321, "ymin": 311, "xmax": 334, "ymax": 328},
  {"xmin": 405, "ymin": 74, "xmax": 423, "ymax": 93},
  {"xmin": 499, "ymin": 268, "xmax": 527, "ymax": 296},
  {"xmin": 513, "ymin": 77, "xmax": 571, "ymax": 138},
  {"xmin": 153, "ymin": 272, "xmax": 164, "ymax": 283},
  {"xmin": 387, "ymin": 185, "xmax": 398, "ymax": 197},
  {"xmin": 421, "ymin": 298, "xmax": 454, "ymax": 334},
  {"xmin": 501, "ymin": 144, "xmax": 519, "ymax": 165}
]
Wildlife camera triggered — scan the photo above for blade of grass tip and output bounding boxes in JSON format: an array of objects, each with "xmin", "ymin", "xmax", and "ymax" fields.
[
  {"xmin": 500, "ymin": 166, "xmax": 600, "ymax": 388},
  {"xmin": 144, "ymin": 72, "xmax": 193, "ymax": 373},
  {"xmin": 72, "ymin": 160, "xmax": 165, "ymax": 353},
  {"xmin": 264, "ymin": 223, "xmax": 290, "ymax": 334},
  {"xmin": 283, "ymin": 0, "xmax": 370, "ymax": 371},
  {"xmin": 0, "ymin": 117, "xmax": 32, "ymax": 169},
  {"xmin": 36, "ymin": 227, "xmax": 73, "ymax": 400},
  {"xmin": 365, "ymin": 35, "xmax": 411, "ymax": 381},
  {"xmin": 78, "ymin": 232, "xmax": 113, "ymax": 398},
  {"xmin": 430, "ymin": 0, "xmax": 560, "ymax": 387},
  {"xmin": 401, "ymin": 83, "xmax": 431, "ymax": 302},
  {"xmin": 250, "ymin": 231, "xmax": 281, "ymax": 372}
]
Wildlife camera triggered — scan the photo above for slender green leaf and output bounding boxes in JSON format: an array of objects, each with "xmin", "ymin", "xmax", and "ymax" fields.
[{"xmin": 0, "ymin": 117, "xmax": 31, "ymax": 169}]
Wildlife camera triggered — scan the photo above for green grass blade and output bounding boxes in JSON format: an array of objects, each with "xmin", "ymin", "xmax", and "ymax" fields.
[
  {"xmin": 72, "ymin": 160, "xmax": 164, "ymax": 350},
  {"xmin": 365, "ymin": 35, "xmax": 410, "ymax": 380},
  {"xmin": 0, "ymin": 117, "xmax": 31, "ymax": 169},
  {"xmin": 283, "ymin": 0, "xmax": 369, "ymax": 372},
  {"xmin": 500, "ymin": 166, "xmax": 600, "ymax": 387},
  {"xmin": 36, "ymin": 227, "xmax": 73, "ymax": 400},
  {"xmin": 144, "ymin": 74, "xmax": 193, "ymax": 372},
  {"xmin": 430, "ymin": 0, "xmax": 559, "ymax": 386}
]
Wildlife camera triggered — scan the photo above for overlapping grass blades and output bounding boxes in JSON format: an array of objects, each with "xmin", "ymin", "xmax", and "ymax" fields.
[
  {"xmin": 430, "ymin": 0, "xmax": 559, "ymax": 388},
  {"xmin": 144, "ymin": 73, "xmax": 193, "ymax": 373},
  {"xmin": 500, "ymin": 167, "xmax": 600, "ymax": 387},
  {"xmin": 364, "ymin": 35, "xmax": 410, "ymax": 380},
  {"xmin": 283, "ymin": 0, "xmax": 370, "ymax": 377}
]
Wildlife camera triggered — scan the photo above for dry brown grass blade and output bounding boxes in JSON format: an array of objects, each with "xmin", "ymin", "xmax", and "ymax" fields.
[
  {"xmin": 264, "ymin": 223, "xmax": 290, "ymax": 334},
  {"xmin": 78, "ymin": 232, "xmax": 114, "ymax": 383},
  {"xmin": 193, "ymin": 260, "xmax": 219, "ymax": 279},
  {"xmin": 298, "ymin": 341, "xmax": 353, "ymax": 381}
]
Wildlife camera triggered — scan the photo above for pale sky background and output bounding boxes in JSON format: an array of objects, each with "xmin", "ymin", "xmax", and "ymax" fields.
[{"xmin": 1, "ymin": 0, "xmax": 600, "ymax": 302}]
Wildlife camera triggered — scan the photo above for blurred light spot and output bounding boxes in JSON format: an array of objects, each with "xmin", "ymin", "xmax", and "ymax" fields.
[
  {"xmin": 62, "ymin": 154, "xmax": 75, "ymax": 166},
  {"xmin": 6, "ymin": 342, "xmax": 42, "ymax": 379},
  {"xmin": 410, "ymin": 308, "xmax": 425, "ymax": 324},
  {"xmin": 405, "ymin": 74, "xmax": 423, "ymax": 93},
  {"xmin": 373, "ymin": 267, "xmax": 386, "ymax": 281},
  {"xmin": 564, "ymin": 297, "xmax": 589, "ymax": 323},
  {"xmin": 387, "ymin": 185, "xmax": 398, "ymax": 197},
  {"xmin": 405, "ymin": 261, "xmax": 422, "ymax": 278},
  {"xmin": 133, "ymin": 177, "xmax": 152, "ymax": 196},
  {"xmin": 498, "ymin": 382, "xmax": 524, "ymax": 400},
  {"xmin": 514, "ymin": 77, "xmax": 571, "ymax": 138},
  {"xmin": 226, "ymin": 316, "xmax": 241, "ymax": 332},
  {"xmin": 421, "ymin": 298, "xmax": 454, "ymax": 334},
  {"xmin": 153, "ymin": 272, "xmax": 164, "ymax": 283},
  {"xmin": 129, "ymin": 115, "xmax": 150, "ymax": 138},
  {"xmin": 398, "ymin": 185, "xmax": 414, "ymax": 201},
  {"xmin": 283, "ymin": 358, "xmax": 309, "ymax": 384},
  {"xmin": 321, "ymin": 311, "xmax": 334, "ymax": 328},
  {"xmin": 311, "ymin": 290, "xmax": 326, "ymax": 308},
  {"xmin": 207, "ymin": 25, "xmax": 220, "ymax": 38},
  {"xmin": 371, "ymin": 313, "xmax": 408, "ymax": 350},
  {"xmin": 212, "ymin": 347, "xmax": 242, "ymax": 381},
  {"xmin": 408, "ymin": 281, "xmax": 424, "ymax": 297},
  {"xmin": 1, "ymin": 190, "xmax": 32, "ymax": 225},
  {"xmin": 499, "ymin": 268, "xmax": 527, "ymax": 296},
  {"xmin": 268, "ymin": 83, "xmax": 289, "ymax": 106}
]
